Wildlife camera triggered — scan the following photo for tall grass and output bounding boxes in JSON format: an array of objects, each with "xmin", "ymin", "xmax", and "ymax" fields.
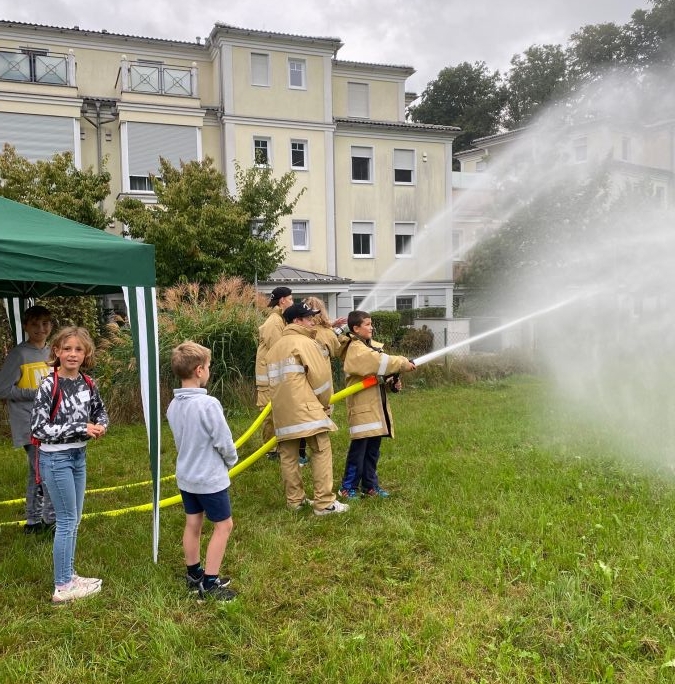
[{"xmin": 2, "ymin": 377, "xmax": 675, "ymax": 682}]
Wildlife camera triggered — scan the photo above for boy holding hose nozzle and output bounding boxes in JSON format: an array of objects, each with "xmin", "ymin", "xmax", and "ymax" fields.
[{"xmin": 338, "ymin": 310, "xmax": 416, "ymax": 500}]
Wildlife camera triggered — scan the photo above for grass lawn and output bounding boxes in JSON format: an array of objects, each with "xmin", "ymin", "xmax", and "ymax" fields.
[{"xmin": 2, "ymin": 375, "xmax": 675, "ymax": 683}]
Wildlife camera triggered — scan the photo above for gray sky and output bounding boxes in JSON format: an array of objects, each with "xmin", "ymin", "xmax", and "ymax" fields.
[{"xmin": 1, "ymin": 0, "xmax": 650, "ymax": 94}]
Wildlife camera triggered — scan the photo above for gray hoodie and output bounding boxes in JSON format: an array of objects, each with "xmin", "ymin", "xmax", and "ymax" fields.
[
  {"xmin": 0, "ymin": 341, "xmax": 50, "ymax": 447},
  {"xmin": 166, "ymin": 387, "xmax": 238, "ymax": 494}
]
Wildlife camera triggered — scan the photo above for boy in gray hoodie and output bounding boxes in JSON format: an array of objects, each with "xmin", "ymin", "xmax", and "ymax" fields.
[
  {"xmin": 0, "ymin": 305, "xmax": 55, "ymax": 533},
  {"xmin": 166, "ymin": 341, "xmax": 238, "ymax": 601}
]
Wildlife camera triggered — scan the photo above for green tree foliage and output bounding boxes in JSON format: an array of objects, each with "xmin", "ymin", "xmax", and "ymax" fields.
[
  {"xmin": 408, "ymin": 62, "xmax": 506, "ymax": 154},
  {"xmin": 0, "ymin": 144, "xmax": 111, "ymax": 336},
  {"xmin": 0, "ymin": 144, "xmax": 111, "ymax": 229},
  {"xmin": 115, "ymin": 157, "xmax": 303, "ymax": 286},
  {"xmin": 457, "ymin": 163, "xmax": 612, "ymax": 315},
  {"xmin": 504, "ymin": 45, "xmax": 570, "ymax": 128}
]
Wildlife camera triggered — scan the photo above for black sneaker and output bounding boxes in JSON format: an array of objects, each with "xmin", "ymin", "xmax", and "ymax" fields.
[
  {"xmin": 23, "ymin": 522, "xmax": 43, "ymax": 534},
  {"xmin": 186, "ymin": 574, "xmax": 231, "ymax": 592},
  {"xmin": 200, "ymin": 577, "xmax": 237, "ymax": 602}
]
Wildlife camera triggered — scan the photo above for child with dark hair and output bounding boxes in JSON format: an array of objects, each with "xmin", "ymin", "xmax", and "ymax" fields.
[
  {"xmin": 0, "ymin": 305, "xmax": 55, "ymax": 533},
  {"xmin": 338, "ymin": 310, "xmax": 415, "ymax": 499}
]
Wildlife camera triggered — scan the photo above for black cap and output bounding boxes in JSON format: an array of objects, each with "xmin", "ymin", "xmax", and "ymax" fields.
[
  {"xmin": 268, "ymin": 286, "xmax": 292, "ymax": 307},
  {"xmin": 283, "ymin": 302, "xmax": 320, "ymax": 323}
]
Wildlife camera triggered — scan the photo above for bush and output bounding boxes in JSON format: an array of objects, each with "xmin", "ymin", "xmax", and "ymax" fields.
[
  {"xmin": 398, "ymin": 306, "xmax": 445, "ymax": 326},
  {"xmin": 370, "ymin": 310, "xmax": 401, "ymax": 347},
  {"xmin": 95, "ymin": 277, "xmax": 265, "ymax": 423},
  {"xmin": 444, "ymin": 348, "xmax": 538, "ymax": 384},
  {"xmin": 395, "ymin": 325, "xmax": 434, "ymax": 358}
]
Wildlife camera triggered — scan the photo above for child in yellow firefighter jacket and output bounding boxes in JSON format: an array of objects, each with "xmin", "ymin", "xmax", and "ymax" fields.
[{"xmin": 338, "ymin": 310, "xmax": 416, "ymax": 499}]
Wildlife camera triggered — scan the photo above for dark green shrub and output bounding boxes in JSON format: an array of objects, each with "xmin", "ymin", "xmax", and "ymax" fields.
[
  {"xmin": 370, "ymin": 310, "xmax": 401, "ymax": 347},
  {"xmin": 396, "ymin": 325, "xmax": 433, "ymax": 358},
  {"xmin": 398, "ymin": 306, "xmax": 445, "ymax": 326}
]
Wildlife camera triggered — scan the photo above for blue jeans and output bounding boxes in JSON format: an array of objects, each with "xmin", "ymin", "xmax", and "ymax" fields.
[
  {"xmin": 341, "ymin": 436, "xmax": 382, "ymax": 492},
  {"xmin": 39, "ymin": 447, "xmax": 87, "ymax": 586}
]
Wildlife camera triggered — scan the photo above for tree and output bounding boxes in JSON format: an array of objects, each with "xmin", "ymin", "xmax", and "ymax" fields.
[
  {"xmin": 504, "ymin": 45, "xmax": 570, "ymax": 128},
  {"xmin": 567, "ymin": 23, "xmax": 629, "ymax": 81},
  {"xmin": 408, "ymin": 62, "xmax": 506, "ymax": 154},
  {"xmin": 0, "ymin": 145, "xmax": 112, "ymax": 335},
  {"xmin": 114, "ymin": 157, "xmax": 304, "ymax": 286},
  {"xmin": 0, "ymin": 144, "xmax": 111, "ymax": 229}
]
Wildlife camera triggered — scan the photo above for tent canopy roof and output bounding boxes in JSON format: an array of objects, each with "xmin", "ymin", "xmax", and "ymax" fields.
[{"xmin": 0, "ymin": 197, "xmax": 155, "ymax": 297}]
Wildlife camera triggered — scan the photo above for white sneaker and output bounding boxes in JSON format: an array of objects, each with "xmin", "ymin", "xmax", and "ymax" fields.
[
  {"xmin": 72, "ymin": 573, "xmax": 102, "ymax": 588},
  {"xmin": 314, "ymin": 500, "xmax": 350, "ymax": 516},
  {"xmin": 52, "ymin": 580, "xmax": 101, "ymax": 604}
]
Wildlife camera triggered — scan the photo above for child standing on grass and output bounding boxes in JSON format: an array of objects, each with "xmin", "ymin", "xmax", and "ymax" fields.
[
  {"xmin": 338, "ymin": 310, "xmax": 416, "ymax": 500},
  {"xmin": 30, "ymin": 327, "xmax": 108, "ymax": 604},
  {"xmin": 166, "ymin": 341, "xmax": 238, "ymax": 602},
  {"xmin": 0, "ymin": 305, "xmax": 56, "ymax": 534}
]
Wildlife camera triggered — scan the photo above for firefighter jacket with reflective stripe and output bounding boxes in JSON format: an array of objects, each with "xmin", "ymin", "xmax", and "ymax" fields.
[
  {"xmin": 342, "ymin": 335, "xmax": 409, "ymax": 439},
  {"xmin": 266, "ymin": 324, "xmax": 337, "ymax": 442},
  {"xmin": 255, "ymin": 307, "xmax": 285, "ymax": 387}
]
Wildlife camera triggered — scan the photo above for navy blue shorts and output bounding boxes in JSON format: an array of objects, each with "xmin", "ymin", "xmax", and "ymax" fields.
[{"xmin": 180, "ymin": 488, "xmax": 232, "ymax": 522}]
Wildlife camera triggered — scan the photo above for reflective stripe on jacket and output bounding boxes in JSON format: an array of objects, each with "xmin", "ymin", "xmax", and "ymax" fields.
[
  {"xmin": 255, "ymin": 307, "xmax": 285, "ymax": 387},
  {"xmin": 266, "ymin": 324, "xmax": 337, "ymax": 442},
  {"xmin": 342, "ymin": 336, "xmax": 409, "ymax": 439}
]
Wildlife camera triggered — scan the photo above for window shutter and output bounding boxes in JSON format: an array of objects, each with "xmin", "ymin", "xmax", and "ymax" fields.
[
  {"xmin": 0, "ymin": 112, "xmax": 74, "ymax": 162},
  {"xmin": 127, "ymin": 123, "xmax": 198, "ymax": 176},
  {"xmin": 394, "ymin": 149, "xmax": 414, "ymax": 169},
  {"xmin": 347, "ymin": 82, "xmax": 369, "ymax": 118},
  {"xmin": 251, "ymin": 53, "xmax": 269, "ymax": 85}
]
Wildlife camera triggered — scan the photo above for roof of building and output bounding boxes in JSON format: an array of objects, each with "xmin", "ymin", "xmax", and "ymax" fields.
[
  {"xmin": 335, "ymin": 117, "xmax": 460, "ymax": 132},
  {"xmin": 212, "ymin": 23, "xmax": 342, "ymax": 50},
  {"xmin": 260, "ymin": 266, "xmax": 352, "ymax": 285},
  {"xmin": 333, "ymin": 59, "xmax": 415, "ymax": 76},
  {"xmin": 0, "ymin": 20, "xmax": 205, "ymax": 48}
]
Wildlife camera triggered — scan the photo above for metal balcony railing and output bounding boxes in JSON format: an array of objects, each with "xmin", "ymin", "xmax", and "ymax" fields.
[
  {"xmin": 0, "ymin": 49, "xmax": 74, "ymax": 86},
  {"xmin": 119, "ymin": 58, "xmax": 198, "ymax": 97}
]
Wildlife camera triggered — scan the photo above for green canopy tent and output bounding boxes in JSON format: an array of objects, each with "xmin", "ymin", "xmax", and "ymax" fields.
[{"xmin": 0, "ymin": 197, "xmax": 162, "ymax": 561}]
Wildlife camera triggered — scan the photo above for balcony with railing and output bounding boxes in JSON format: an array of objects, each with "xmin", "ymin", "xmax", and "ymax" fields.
[
  {"xmin": 0, "ymin": 49, "xmax": 75, "ymax": 86},
  {"xmin": 118, "ymin": 57, "xmax": 198, "ymax": 98}
]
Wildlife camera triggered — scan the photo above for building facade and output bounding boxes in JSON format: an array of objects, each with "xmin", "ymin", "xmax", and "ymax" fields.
[{"xmin": 0, "ymin": 20, "xmax": 458, "ymax": 318}]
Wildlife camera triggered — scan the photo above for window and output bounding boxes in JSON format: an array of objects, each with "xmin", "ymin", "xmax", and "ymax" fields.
[
  {"xmin": 353, "ymin": 296, "xmax": 364, "ymax": 309},
  {"xmin": 288, "ymin": 59, "xmax": 306, "ymax": 89},
  {"xmin": 292, "ymin": 220, "xmax": 309, "ymax": 250},
  {"xmin": 0, "ymin": 112, "xmax": 74, "ymax": 162},
  {"xmin": 396, "ymin": 296, "xmax": 415, "ymax": 311},
  {"xmin": 573, "ymin": 137, "xmax": 587, "ymax": 163},
  {"xmin": 621, "ymin": 136, "xmax": 631, "ymax": 162},
  {"xmin": 251, "ymin": 53, "xmax": 269, "ymax": 86},
  {"xmin": 352, "ymin": 221, "xmax": 374, "ymax": 258},
  {"xmin": 351, "ymin": 146, "xmax": 373, "ymax": 182},
  {"xmin": 250, "ymin": 218, "xmax": 272, "ymax": 240},
  {"xmin": 129, "ymin": 176, "xmax": 155, "ymax": 192},
  {"xmin": 452, "ymin": 230, "xmax": 463, "ymax": 257},
  {"xmin": 126, "ymin": 122, "xmax": 199, "ymax": 193},
  {"xmin": 290, "ymin": 140, "xmax": 307, "ymax": 170},
  {"xmin": 394, "ymin": 149, "xmax": 415, "ymax": 184},
  {"xmin": 347, "ymin": 82, "xmax": 369, "ymax": 118},
  {"xmin": 254, "ymin": 137, "xmax": 271, "ymax": 166},
  {"xmin": 394, "ymin": 222, "xmax": 415, "ymax": 257}
]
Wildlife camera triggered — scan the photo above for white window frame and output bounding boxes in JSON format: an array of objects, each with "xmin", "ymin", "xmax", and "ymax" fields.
[
  {"xmin": 353, "ymin": 296, "xmax": 365, "ymax": 309},
  {"xmin": 352, "ymin": 221, "xmax": 374, "ymax": 258},
  {"xmin": 347, "ymin": 81, "xmax": 369, "ymax": 118},
  {"xmin": 291, "ymin": 219, "xmax": 310, "ymax": 250},
  {"xmin": 288, "ymin": 58, "xmax": 306, "ymax": 90},
  {"xmin": 393, "ymin": 149, "xmax": 415, "ymax": 185},
  {"xmin": 351, "ymin": 145, "xmax": 373, "ymax": 183},
  {"xmin": 251, "ymin": 52, "xmax": 270, "ymax": 87},
  {"xmin": 253, "ymin": 136, "xmax": 272, "ymax": 166},
  {"xmin": 396, "ymin": 295, "xmax": 416, "ymax": 311},
  {"xmin": 452, "ymin": 230, "xmax": 463, "ymax": 258},
  {"xmin": 394, "ymin": 222, "xmax": 415, "ymax": 258},
  {"xmin": 290, "ymin": 139, "xmax": 308, "ymax": 170}
]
